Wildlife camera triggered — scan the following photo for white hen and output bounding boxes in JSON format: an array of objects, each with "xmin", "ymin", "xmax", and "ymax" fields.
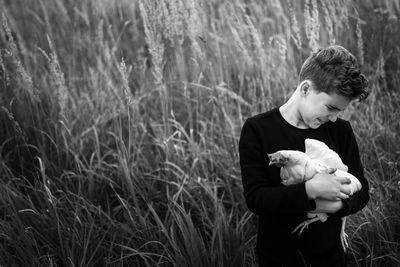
[{"xmin": 268, "ymin": 139, "xmax": 362, "ymax": 251}]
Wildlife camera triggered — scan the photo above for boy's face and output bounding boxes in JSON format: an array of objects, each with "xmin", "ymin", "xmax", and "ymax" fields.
[{"xmin": 300, "ymin": 85, "xmax": 352, "ymax": 129}]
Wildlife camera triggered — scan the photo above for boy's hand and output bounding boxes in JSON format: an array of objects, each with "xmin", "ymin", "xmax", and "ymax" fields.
[{"xmin": 305, "ymin": 173, "xmax": 351, "ymax": 201}]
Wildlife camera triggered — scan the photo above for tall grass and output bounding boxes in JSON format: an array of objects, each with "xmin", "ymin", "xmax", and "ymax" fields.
[{"xmin": 0, "ymin": 0, "xmax": 399, "ymax": 266}]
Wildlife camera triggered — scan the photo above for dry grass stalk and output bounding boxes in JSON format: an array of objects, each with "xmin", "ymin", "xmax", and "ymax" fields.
[
  {"xmin": 36, "ymin": 157, "xmax": 55, "ymax": 205},
  {"xmin": 2, "ymin": 105, "xmax": 26, "ymax": 142},
  {"xmin": 184, "ymin": 0, "xmax": 203, "ymax": 57},
  {"xmin": 228, "ymin": 16, "xmax": 251, "ymax": 66},
  {"xmin": 95, "ymin": 19, "xmax": 104, "ymax": 49},
  {"xmin": 46, "ymin": 35, "xmax": 68, "ymax": 121},
  {"xmin": 0, "ymin": 50, "xmax": 9, "ymax": 102},
  {"xmin": 320, "ymin": 1, "xmax": 335, "ymax": 45},
  {"xmin": 226, "ymin": 3, "xmax": 258, "ymax": 68},
  {"xmin": 269, "ymin": 34, "xmax": 287, "ymax": 62},
  {"xmin": 118, "ymin": 58, "xmax": 134, "ymax": 107},
  {"xmin": 336, "ymin": 0, "xmax": 350, "ymax": 29},
  {"xmin": 354, "ymin": 9, "xmax": 364, "ymax": 66},
  {"xmin": 163, "ymin": 0, "xmax": 185, "ymax": 45},
  {"xmin": 2, "ymin": 13, "xmax": 38, "ymax": 102},
  {"xmin": 139, "ymin": 0, "xmax": 169, "ymax": 131},
  {"xmin": 377, "ymin": 49, "xmax": 385, "ymax": 80},
  {"xmin": 39, "ymin": 0, "xmax": 53, "ymax": 39},
  {"xmin": 245, "ymin": 14, "xmax": 265, "ymax": 66},
  {"xmin": 139, "ymin": 0, "xmax": 165, "ymax": 87},
  {"xmin": 304, "ymin": 0, "xmax": 320, "ymax": 52},
  {"xmin": 286, "ymin": 0, "xmax": 302, "ymax": 50}
]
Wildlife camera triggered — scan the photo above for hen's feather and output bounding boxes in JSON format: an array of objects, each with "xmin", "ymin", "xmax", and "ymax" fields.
[{"xmin": 305, "ymin": 139, "xmax": 348, "ymax": 172}]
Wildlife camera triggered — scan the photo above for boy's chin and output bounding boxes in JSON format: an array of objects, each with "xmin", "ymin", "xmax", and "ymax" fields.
[{"xmin": 308, "ymin": 120, "xmax": 322, "ymax": 129}]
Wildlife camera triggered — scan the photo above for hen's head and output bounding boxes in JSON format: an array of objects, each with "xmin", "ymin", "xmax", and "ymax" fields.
[
  {"xmin": 268, "ymin": 150, "xmax": 308, "ymax": 167},
  {"xmin": 268, "ymin": 152, "xmax": 289, "ymax": 167}
]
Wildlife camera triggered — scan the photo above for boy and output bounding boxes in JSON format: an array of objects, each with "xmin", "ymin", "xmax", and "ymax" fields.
[{"xmin": 239, "ymin": 45, "xmax": 370, "ymax": 266}]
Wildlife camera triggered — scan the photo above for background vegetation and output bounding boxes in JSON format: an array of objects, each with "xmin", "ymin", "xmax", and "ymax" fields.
[{"xmin": 0, "ymin": 0, "xmax": 399, "ymax": 266}]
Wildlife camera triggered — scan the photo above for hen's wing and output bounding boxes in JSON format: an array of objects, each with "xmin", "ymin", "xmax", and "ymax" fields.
[{"xmin": 305, "ymin": 139, "xmax": 348, "ymax": 171}]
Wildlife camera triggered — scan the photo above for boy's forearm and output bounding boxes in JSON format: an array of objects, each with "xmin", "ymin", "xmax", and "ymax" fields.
[{"xmin": 310, "ymin": 199, "xmax": 344, "ymax": 213}]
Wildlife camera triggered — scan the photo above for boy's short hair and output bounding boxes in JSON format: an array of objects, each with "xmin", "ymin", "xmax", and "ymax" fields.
[{"xmin": 299, "ymin": 45, "xmax": 369, "ymax": 101}]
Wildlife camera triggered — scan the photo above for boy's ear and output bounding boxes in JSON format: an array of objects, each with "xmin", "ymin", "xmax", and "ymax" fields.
[{"xmin": 300, "ymin": 80, "xmax": 311, "ymax": 96}]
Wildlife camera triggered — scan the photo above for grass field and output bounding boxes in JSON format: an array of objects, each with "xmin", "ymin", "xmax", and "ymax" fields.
[{"xmin": 0, "ymin": 0, "xmax": 399, "ymax": 266}]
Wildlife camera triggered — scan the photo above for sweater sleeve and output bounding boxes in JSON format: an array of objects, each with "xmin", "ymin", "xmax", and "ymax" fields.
[
  {"xmin": 239, "ymin": 119, "xmax": 316, "ymax": 216},
  {"xmin": 332, "ymin": 121, "xmax": 370, "ymax": 217}
]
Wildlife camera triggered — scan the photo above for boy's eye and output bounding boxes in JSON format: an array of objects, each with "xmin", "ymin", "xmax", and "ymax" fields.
[{"xmin": 326, "ymin": 105, "xmax": 339, "ymax": 112}]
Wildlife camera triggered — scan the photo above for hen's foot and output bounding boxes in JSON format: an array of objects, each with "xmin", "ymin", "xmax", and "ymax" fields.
[{"xmin": 292, "ymin": 217, "xmax": 321, "ymax": 235}]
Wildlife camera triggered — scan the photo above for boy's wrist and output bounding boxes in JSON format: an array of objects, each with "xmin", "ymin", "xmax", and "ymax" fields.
[
  {"xmin": 313, "ymin": 199, "xmax": 344, "ymax": 213},
  {"xmin": 305, "ymin": 180, "xmax": 317, "ymax": 200}
]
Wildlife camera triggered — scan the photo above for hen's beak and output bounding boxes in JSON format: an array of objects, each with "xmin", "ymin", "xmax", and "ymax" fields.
[{"xmin": 268, "ymin": 153, "xmax": 276, "ymax": 166}]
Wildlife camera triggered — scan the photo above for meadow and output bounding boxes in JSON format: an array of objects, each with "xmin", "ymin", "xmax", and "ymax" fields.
[{"xmin": 0, "ymin": 0, "xmax": 399, "ymax": 266}]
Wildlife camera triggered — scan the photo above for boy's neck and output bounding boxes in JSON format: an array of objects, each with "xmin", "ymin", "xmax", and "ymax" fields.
[{"xmin": 279, "ymin": 95, "xmax": 308, "ymax": 129}]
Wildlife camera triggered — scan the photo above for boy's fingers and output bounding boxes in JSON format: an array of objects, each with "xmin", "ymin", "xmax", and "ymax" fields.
[
  {"xmin": 338, "ymin": 177, "xmax": 351, "ymax": 184},
  {"xmin": 337, "ymin": 192, "xmax": 350, "ymax": 200},
  {"xmin": 340, "ymin": 186, "xmax": 351, "ymax": 196}
]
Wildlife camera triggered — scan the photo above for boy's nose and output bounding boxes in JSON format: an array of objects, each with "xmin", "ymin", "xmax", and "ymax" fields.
[{"xmin": 328, "ymin": 114, "xmax": 338, "ymax": 122}]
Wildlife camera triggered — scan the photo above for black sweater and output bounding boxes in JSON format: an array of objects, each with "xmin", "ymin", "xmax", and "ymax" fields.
[{"xmin": 239, "ymin": 107, "xmax": 369, "ymax": 264}]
